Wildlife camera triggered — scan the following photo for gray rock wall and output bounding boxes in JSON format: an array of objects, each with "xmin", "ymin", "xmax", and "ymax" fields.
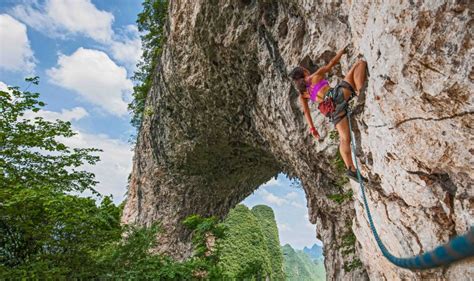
[{"xmin": 122, "ymin": 1, "xmax": 473, "ymax": 279}]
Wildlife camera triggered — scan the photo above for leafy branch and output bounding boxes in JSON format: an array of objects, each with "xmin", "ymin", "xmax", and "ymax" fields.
[{"xmin": 129, "ymin": 0, "xmax": 169, "ymax": 129}]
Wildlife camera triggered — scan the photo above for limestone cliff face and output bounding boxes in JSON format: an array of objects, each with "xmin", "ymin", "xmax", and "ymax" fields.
[{"xmin": 122, "ymin": 1, "xmax": 473, "ymax": 280}]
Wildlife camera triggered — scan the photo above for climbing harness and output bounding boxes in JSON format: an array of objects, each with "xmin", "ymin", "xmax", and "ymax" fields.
[
  {"xmin": 346, "ymin": 108, "xmax": 474, "ymax": 269},
  {"xmin": 318, "ymin": 93, "xmax": 336, "ymax": 117}
]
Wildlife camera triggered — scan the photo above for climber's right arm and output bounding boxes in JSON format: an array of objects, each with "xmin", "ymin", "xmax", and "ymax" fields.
[{"xmin": 299, "ymin": 95, "xmax": 320, "ymax": 140}]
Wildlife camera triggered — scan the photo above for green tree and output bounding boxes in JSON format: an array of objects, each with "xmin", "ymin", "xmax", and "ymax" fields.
[
  {"xmin": 0, "ymin": 78, "xmax": 122, "ymax": 278},
  {"xmin": 218, "ymin": 204, "xmax": 273, "ymax": 280},
  {"xmin": 251, "ymin": 205, "xmax": 285, "ymax": 280},
  {"xmin": 0, "ymin": 77, "xmax": 100, "ymax": 193},
  {"xmin": 129, "ymin": 0, "xmax": 168, "ymax": 128},
  {"xmin": 93, "ymin": 223, "xmax": 192, "ymax": 280},
  {"xmin": 93, "ymin": 216, "xmax": 227, "ymax": 279},
  {"xmin": 282, "ymin": 244, "xmax": 325, "ymax": 281}
]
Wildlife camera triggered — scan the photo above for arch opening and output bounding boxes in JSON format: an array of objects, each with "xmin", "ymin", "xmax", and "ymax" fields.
[{"xmin": 239, "ymin": 173, "xmax": 326, "ymax": 280}]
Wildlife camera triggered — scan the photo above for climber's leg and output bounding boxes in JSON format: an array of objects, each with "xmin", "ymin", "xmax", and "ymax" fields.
[
  {"xmin": 343, "ymin": 59, "xmax": 367, "ymax": 98},
  {"xmin": 335, "ymin": 113, "xmax": 368, "ymax": 183},
  {"xmin": 353, "ymin": 60, "xmax": 367, "ymax": 93},
  {"xmin": 335, "ymin": 116, "xmax": 355, "ymax": 171}
]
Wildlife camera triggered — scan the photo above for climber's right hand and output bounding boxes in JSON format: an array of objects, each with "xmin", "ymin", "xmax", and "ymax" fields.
[
  {"xmin": 343, "ymin": 43, "xmax": 350, "ymax": 52},
  {"xmin": 340, "ymin": 44, "xmax": 352, "ymax": 57}
]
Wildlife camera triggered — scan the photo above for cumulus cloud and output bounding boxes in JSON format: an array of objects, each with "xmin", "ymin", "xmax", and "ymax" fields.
[
  {"xmin": 47, "ymin": 48, "xmax": 133, "ymax": 116},
  {"xmin": 11, "ymin": 1, "xmax": 142, "ymax": 70},
  {"xmin": 285, "ymin": 191, "xmax": 299, "ymax": 200},
  {"xmin": 290, "ymin": 201, "xmax": 305, "ymax": 209},
  {"xmin": 259, "ymin": 189, "xmax": 288, "ymax": 206},
  {"xmin": 254, "ymin": 182, "xmax": 305, "ymax": 208},
  {"xmin": 284, "ymin": 191, "xmax": 305, "ymax": 208},
  {"xmin": 59, "ymin": 130, "xmax": 133, "ymax": 203},
  {"xmin": 24, "ymin": 107, "xmax": 89, "ymax": 122},
  {"xmin": 0, "ymin": 81, "xmax": 10, "ymax": 92},
  {"xmin": 0, "ymin": 14, "xmax": 36, "ymax": 73},
  {"xmin": 12, "ymin": 0, "xmax": 114, "ymax": 43},
  {"xmin": 110, "ymin": 25, "xmax": 142, "ymax": 70}
]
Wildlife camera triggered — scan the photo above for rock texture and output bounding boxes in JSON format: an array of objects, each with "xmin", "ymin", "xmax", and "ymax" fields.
[{"xmin": 122, "ymin": 1, "xmax": 473, "ymax": 280}]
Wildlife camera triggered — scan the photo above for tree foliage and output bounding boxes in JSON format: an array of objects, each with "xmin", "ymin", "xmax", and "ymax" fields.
[
  {"xmin": 251, "ymin": 205, "xmax": 285, "ymax": 280},
  {"xmin": 0, "ymin": 76, "xmax": 100, "ymax": 193},
  {"xmin": 0, "ymin": 78, "xmax": 119, "ymax": 278},
  {"xmin": 129, "ymin": 0, "xmax": 168, "ymax": 128},
  {"xmin": 218, "ymin": 204, "xmax": 274, "ymax": 279},
  {"xmin": 0, "ymin": 79, "xmax": 225, "ymax": 279},
  {"xmin": 282, "ymin": 244, "xmax": 325, "ymax": 281}
]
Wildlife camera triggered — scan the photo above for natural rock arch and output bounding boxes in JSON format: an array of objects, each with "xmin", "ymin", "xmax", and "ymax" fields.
[{"xmin": 122, "ymin": 1, "xmax": 473, "ymax": 280}]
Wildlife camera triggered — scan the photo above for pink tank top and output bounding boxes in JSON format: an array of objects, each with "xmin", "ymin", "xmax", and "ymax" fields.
[{"xmin": 306, "ymin": 79, "xmax": 329, "ymax": 102}]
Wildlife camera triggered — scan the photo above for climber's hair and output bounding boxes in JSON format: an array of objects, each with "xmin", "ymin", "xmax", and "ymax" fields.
[{"xmin": 289, "ymin": 66, "xmax": 307, "ymax": 94}]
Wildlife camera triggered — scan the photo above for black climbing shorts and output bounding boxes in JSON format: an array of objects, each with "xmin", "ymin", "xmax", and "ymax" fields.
[{"xmin": 327, "ymin": 80, "xmax": 355, "ymax": 126}]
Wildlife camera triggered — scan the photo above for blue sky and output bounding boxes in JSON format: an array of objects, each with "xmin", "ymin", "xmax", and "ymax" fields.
[{"xmin": 0, "ymin": 0, "xmax": 321, "ymax": 250}]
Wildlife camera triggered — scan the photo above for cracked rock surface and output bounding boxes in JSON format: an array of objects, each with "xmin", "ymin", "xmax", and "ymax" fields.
[{"xmin": 122, "ymin": 1, "xmax": 473, "ymax": 280}]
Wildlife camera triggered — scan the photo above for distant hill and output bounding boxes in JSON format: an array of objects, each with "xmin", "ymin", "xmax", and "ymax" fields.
[
  {"xmin": 282, "ymin": 244, "xmax": 325, "ymax": 281},
  {"xmin": 219, "ymin": 204, "xmax": 325, "ymax": 280},
  {"xmin": 251, "ymin": 205, "xmax": 285, "ymax": 280},
  {"xmin": 219, "ymin": 204, "xmax": 284, "ymax": 280},
  {"xmin": 303, "ymin": 243, "xmax": 323, "ymax": 261}
]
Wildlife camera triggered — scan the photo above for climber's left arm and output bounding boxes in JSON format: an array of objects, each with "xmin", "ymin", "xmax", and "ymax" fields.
[{"xmin": 313, "ymin": 46, "xmax": 346, "ymax": 76}]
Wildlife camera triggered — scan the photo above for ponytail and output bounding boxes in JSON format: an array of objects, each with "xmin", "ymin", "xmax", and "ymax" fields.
[
  {"xmin": 294, "ymin": 78, "xmax": 307, "ymax": 94},
  {"xmin": 289, "ymin": 66, "xmax": 308, "ymax": 95}
]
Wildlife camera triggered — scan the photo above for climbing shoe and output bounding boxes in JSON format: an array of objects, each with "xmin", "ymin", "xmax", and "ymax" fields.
[{"xmin": 346, "ymin": 169, "xmax": 368, "ymax": 183}]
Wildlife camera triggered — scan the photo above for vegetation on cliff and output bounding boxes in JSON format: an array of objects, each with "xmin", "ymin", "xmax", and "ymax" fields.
[
  {"xmin": 129, "ymin": 0, "xmax": 168, "ymax": 129},
  {"xmin": 218, "ymin": 204, "xmax": 274, "ymax": 279},
  {"xmin": 251, "ymin": 205, "xmax": 286, "ymax": 280}
]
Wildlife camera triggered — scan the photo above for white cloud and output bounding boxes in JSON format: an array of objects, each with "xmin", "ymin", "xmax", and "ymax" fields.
[
  {"xmin": 60, "ymin": 130, "xmax": 133, "ymax": 203},
  {"xmin": 290, "ymin": 201, "xmax": 305, "ymax": 209},
  {"xmin": 47, "ymin": 48, "xmax": 133, "ymax": 116},
  {"xmin": 12, "ymin": 0, "xmax": 114, "ymax": 43},
  {"xmin": 11, "ymin": 1, "xmax": 142, "ymax": 71},
  {"xmin": 110, "ymin": 25, "xmax": 142, "ymax": 70},
  {"xmin": 243, "ymin": 174, "xmax": 322, "ymax": 249},
  {"xmin": 0, "ymin": 14, "xmax": 36, "ymax": 73},
  {"xmin": 110, "ymin": 39, "xmax": 141, "ymax": 70},
  {"xmin": 285, "ymin": 192, "xmax": 305, "ymax": 208},
  {"xmin": 24, "ymin": 107, "xmax": 88, "ymax": 122},
  {"xmin": 259, "ymin": 189, "xmax": 288, "ymax": 206},
  {"xmin": 0, "ymin": 81, "xmax": 10, "ymax": 92},
  {"xmin": 285, "ymin": 191, "xmax": 299, "ymax": 200}
]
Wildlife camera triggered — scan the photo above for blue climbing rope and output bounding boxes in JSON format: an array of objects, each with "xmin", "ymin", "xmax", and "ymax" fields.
[{"xmin": 346, "ymin": 109, "xmax": 474, "ymax": 269}]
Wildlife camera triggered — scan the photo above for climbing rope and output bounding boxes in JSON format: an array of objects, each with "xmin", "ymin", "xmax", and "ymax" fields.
[{"xmin": 346, "ymin": 109, "xmax": 474, "ymax": 269}]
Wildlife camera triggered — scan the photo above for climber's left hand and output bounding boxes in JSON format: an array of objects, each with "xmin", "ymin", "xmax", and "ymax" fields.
[{"xmin": 310, "ymin": 127, "xmax": 320, "ymax": 140}]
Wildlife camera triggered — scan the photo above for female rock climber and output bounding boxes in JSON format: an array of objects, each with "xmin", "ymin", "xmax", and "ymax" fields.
[{"xmin": 289, "ymin": 47, "xmax": 368, "ymax": 182}]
